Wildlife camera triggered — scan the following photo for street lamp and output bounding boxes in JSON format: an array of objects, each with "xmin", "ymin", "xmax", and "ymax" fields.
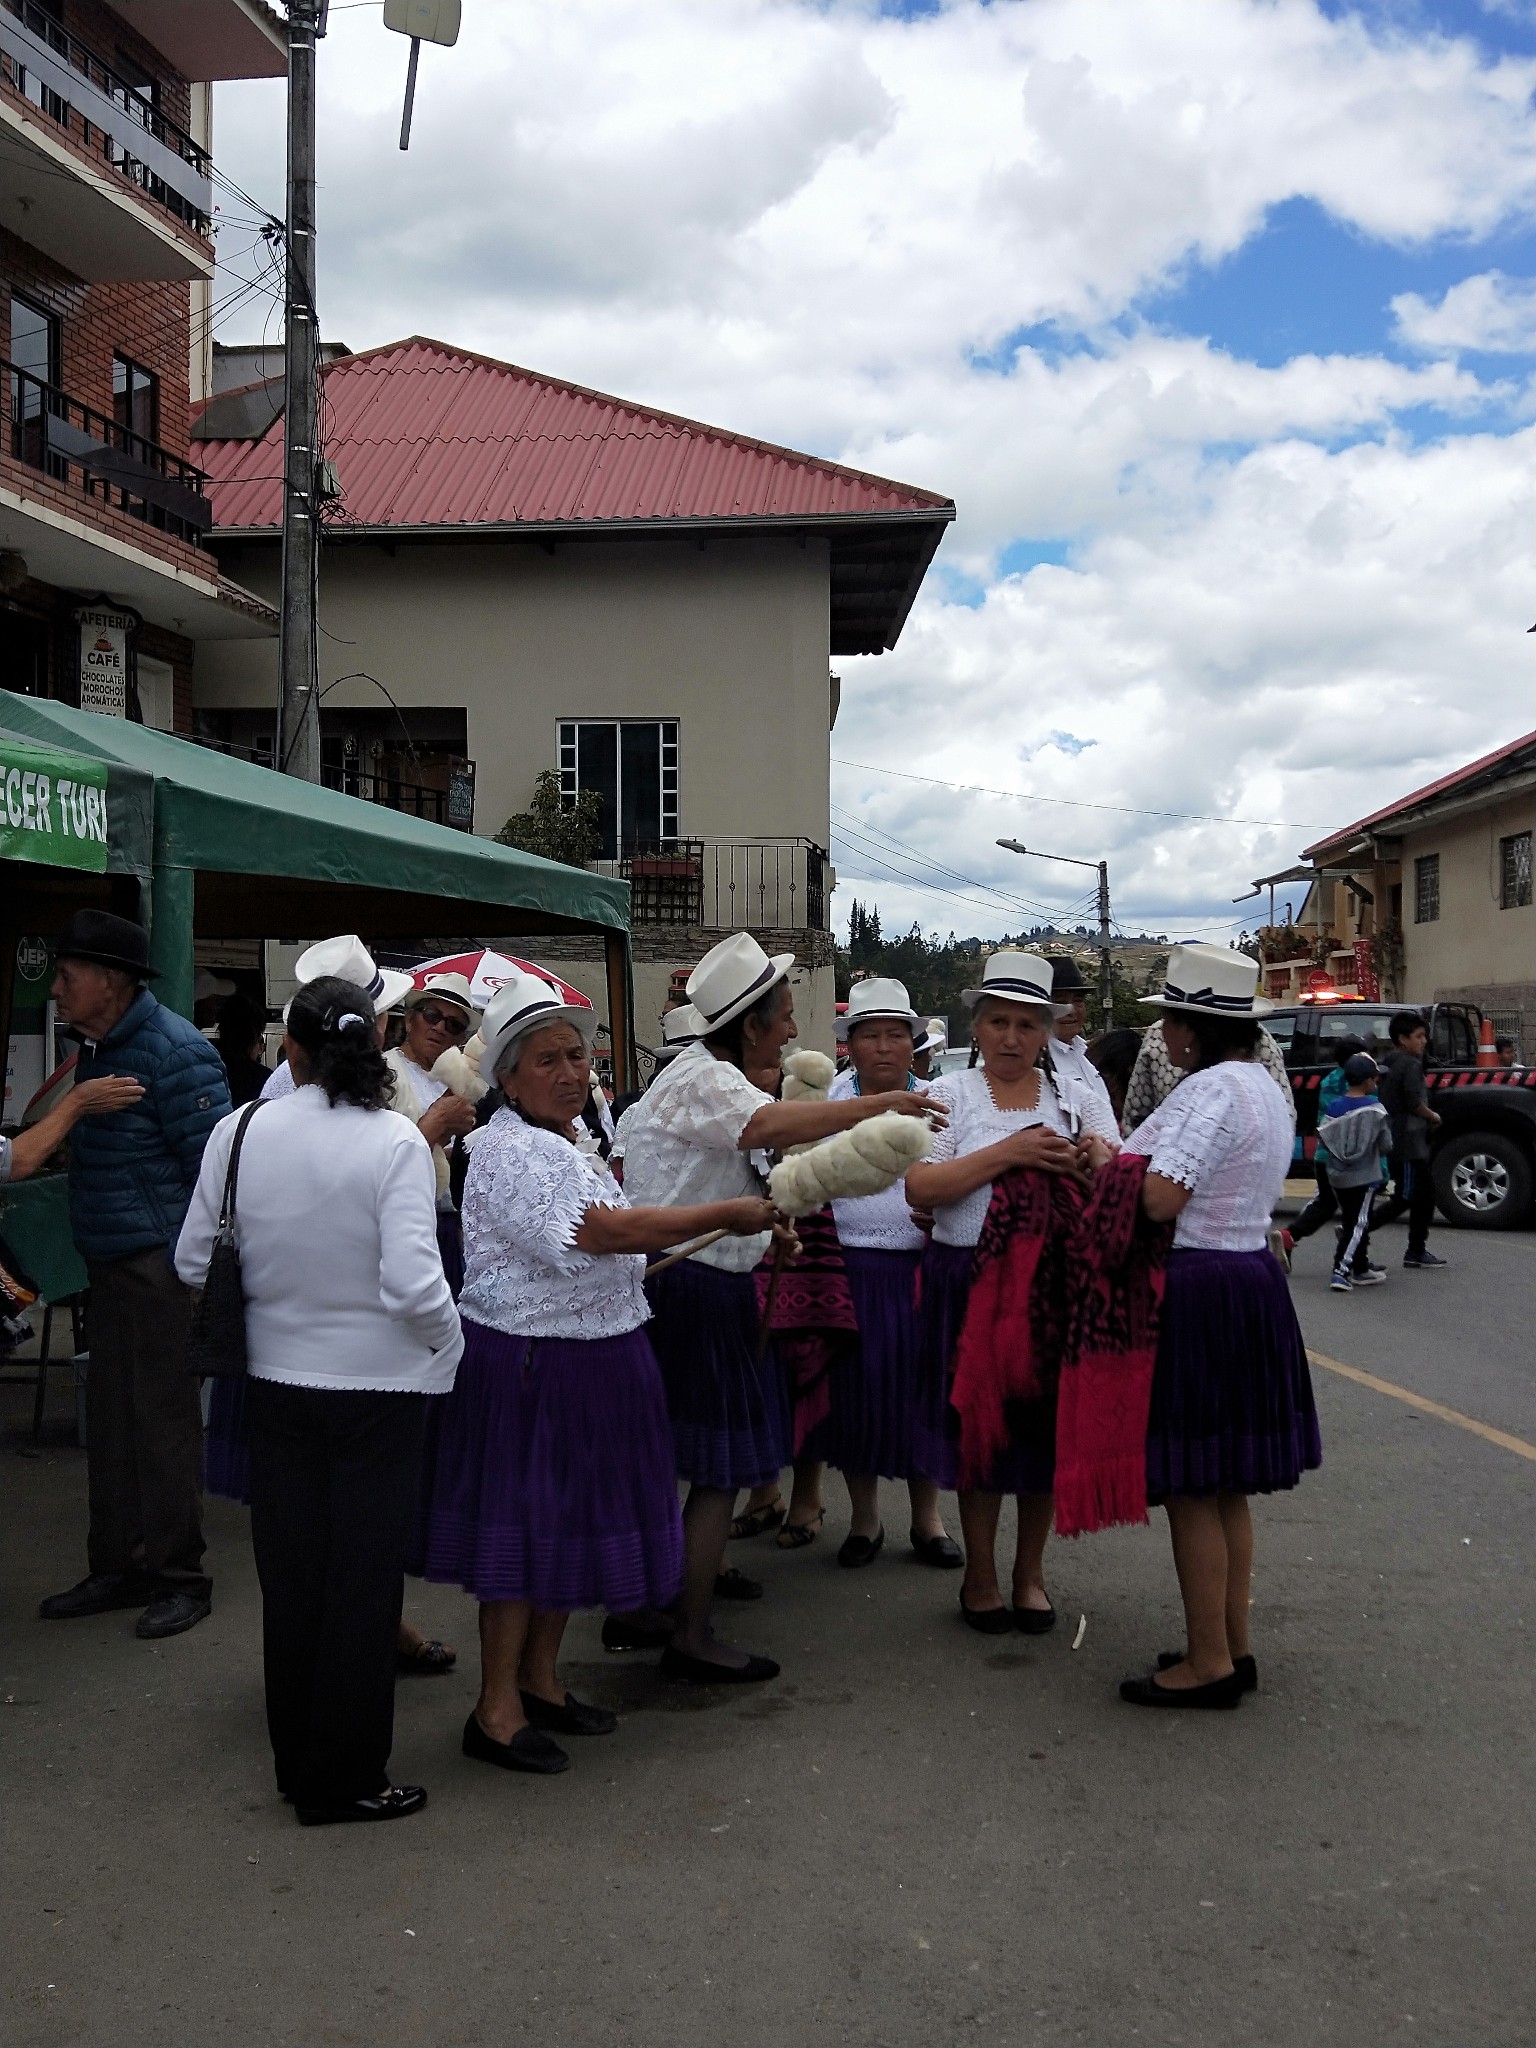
[{"xmin": 997, "ymin": 838, "xmax": 1114, "ymax": 1023}]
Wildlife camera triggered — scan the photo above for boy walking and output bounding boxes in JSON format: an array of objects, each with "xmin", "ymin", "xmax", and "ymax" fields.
[
  {"xmin": 1377, "ymin": 1012, "xmax": 1448, "ymax": 1270},
  {"xmin": 1321, "ymin": 1053, "xmax": 1391, "ymax": 1294}
]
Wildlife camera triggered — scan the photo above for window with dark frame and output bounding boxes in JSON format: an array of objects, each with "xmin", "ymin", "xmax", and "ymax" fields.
[
  {"xmin": 1501, "ymin": 831, "xmax": 1532, "ymax": 910},
  {"xmin": 557, "ymin": 719, "xmax": 679, "ymax": 860},
  {"xmin": 8, "ymin": 294, "xmax": 61, "ymax": 474},
  {"xmin": 112, "ymin": 355, "xmax": 159, "ymax": 447},
  {"xmin": 1414, "ymin": 853, "xmax": 1440, "ymax": 924}
]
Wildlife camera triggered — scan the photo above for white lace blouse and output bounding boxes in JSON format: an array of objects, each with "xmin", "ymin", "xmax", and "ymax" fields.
[
  {"xmin": 827, "ymin": 1068, "xmax": 926, "ymax": 1252},
  {"xmin": 1120, "ymin": 1059, "xmax": 1292, "ymax": 1252},
  {"xmin": 457, "ymin": 1107, "xmax": 649, "ymax": 1340},
  {"xmin": 923, "ymin": 1063, "xmax": 1118, "ymax": 1248},
  {"xmin": 618, "ymin": 1043, "xmax": 774, "ymax": 1273}
]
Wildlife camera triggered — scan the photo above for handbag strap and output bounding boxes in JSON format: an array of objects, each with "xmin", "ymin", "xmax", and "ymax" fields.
[{"xmin": 216, "ymin": 1099, "xmax": 264, "ymax": 1234}]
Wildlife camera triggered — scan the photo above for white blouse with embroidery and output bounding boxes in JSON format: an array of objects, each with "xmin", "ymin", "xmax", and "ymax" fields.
[
  {"xmin": 826, "ymin": 1067, "xmax": 926, "ymax": 1252},
  {"xmin": 923, "ymin": 1063, "xmax": 1118, "ymax": 1248},
  {"xmin": 1120, "ymin": 1059, "xmax": 1292, "ymax": 1252},
  {"xmin": 457, "ymin": 1107, "xmax": 648, "ymax": 1339},
  {"xmin": 617, "ymin": 1042, "xmax": 774, "ymax": 1272}
]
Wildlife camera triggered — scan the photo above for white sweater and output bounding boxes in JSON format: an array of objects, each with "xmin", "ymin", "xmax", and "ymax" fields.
[{"xmin": 175, "ymin": 1086, "xmax": 463, "ymax": 1393}]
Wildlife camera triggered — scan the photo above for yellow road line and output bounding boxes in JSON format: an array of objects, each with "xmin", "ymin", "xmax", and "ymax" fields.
[{"xmin": 1307, "ymin": 1350, "xmax": 1536, "ymax": 1463}]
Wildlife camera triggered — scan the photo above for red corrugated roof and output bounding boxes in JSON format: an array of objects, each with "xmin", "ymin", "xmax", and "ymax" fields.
[
  {"xmin": 198, "ymin": 337, "xmax": 953, "ymax": 534},
  {"xmin": 1304, "ymin": 729, "xmax": 1536, "ymax": 858}
]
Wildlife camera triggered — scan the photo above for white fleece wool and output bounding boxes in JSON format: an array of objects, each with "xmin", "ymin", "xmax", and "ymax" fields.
[
  {"xmin": 430, "ymin": 1044, "xmax": 490, "ymax": 1105},
  {"xmin": 768, "ymin": 1112, "xmax": 931, "ymax": 1218},
  {"xmin": 781, "ymin": 1048, "xmax": 836, "ymax": 1101}
]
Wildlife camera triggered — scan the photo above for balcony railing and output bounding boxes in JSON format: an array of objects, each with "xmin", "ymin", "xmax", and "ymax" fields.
[
  {"xmin": 189, "ymin": 734, "xmax": 461, "ymax": 829},
  {"xmin": 0, "ymin": 0, "xmax": 211, "ymax": 235},
  {"xmin": 592, "ymin": 838, "xmax": 829, "ymax": 930},
  {"xmin": 4, "ymin": 358, "xmax": 211, "ymax": 544}
]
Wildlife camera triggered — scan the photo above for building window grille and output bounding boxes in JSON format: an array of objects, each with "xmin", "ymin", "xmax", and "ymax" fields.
[
  {"xmin": 1413, "ymin": 854, "xmax": 1440, "ymax": 924},
  {"xmin": 1501, "ymin": 832, "xmax": 1532, "ymax": 910},
  {"xmin": 556, "ymin": 719, "xmax": 679, "ymax": 859}
]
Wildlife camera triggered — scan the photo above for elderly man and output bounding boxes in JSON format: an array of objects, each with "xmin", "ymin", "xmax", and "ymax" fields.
[
  {"xmin": 1043, "ymin": 957, "xmax": 1118, "ymax": 1126},
  {"xmin": 39, "ymin": 912, "xmax": 230, "ymax": 1640}
]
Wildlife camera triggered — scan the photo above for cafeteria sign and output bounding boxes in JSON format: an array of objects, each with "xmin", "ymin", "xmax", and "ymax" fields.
[
  {"xmin": 1, "ymin": 739, "xmax": 111, "ymax": 872},
  {"xmin": 75, "ymin": 605, "xmax": 138, "ymax": 718}
]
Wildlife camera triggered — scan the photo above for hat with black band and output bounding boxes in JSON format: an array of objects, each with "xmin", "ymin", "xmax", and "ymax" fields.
[
  {"xmin": 1140, "ymin": 941, "xmax": 1272, "ymax": 1019},
  {"xmin": 685, "ymin": 933, "xmax": 795, "ymax": 1035},
  {"xmin": 480, "ymin": 967, "xmax": 598, "ymax": 1083}
]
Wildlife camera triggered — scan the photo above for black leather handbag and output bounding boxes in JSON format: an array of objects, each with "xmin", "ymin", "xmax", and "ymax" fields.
[{"xmin": 187, "ymin": 1100, "xmax": 263, "ymax": 1381}]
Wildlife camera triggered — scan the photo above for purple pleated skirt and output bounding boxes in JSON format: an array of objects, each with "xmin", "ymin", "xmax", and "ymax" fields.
[
  {"xmin": 644, "ymin": 1259, "xmax": 790, "ymax": 1491},
  {"xmin": 204, "ymin": 1372, "xmax": 252, "ymax": 1504},
  {"xmin": 436, "ymin": 1210, "xmax": 464, "ymax": 1302},
  {"xmin": 1145, "ymin": 1248, "xmax": 1321, "ymax": 1499},
  {"xmin": 828, "ymin": 1248, "xmax": 933, "ymax": 1481},
  {"xmin": 408, "ymin": 1318, "xmax": 684, "ymax": 1612},
  {"xmin": 916, "ymin": 1239, "xmax": 1055, "ymax": 1496}
]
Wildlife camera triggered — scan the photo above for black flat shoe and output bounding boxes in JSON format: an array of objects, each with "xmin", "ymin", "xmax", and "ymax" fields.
[
  {"xmin": 601, "ymin": 1613, "xmax": 674, "ymax": 1652},
  {"xmin": 1013, "ymin": 1600, "xmax": 1056, "ymax": 1636},
  {"xmin": 462, "ymin": 1713, "xmax": 571, "ymax": 1773},
  {"xmin": 909, "ymin": 1530, "xmax": 963, "ymax": 1569},
  {"xmin": 38, "ymin": 1573, "xmax": 155, "ymax": 1621},
  {"xmin": 714, "ymin": 1567, "xmax": 764, "ymax": 1601},
  {"xmin": 520, "ymin": 1689, "xmax": 618, "ymax": 1737},
  {"xmin": 1158, "ymin": 1650, "xmax": 1257, "ymax": 1692},
  {"xmin": 1119, "ymin": 1670, "xmax": 1244, "ymax": 1710},
  {"xmin": 837, "ymin": 1526, "xmax": 885, "ymax": 1569},
  {"xmin": 296, "ymin": 1784, "xmax": 428, "ymax": 1826},
  {"xmin": 134, "ymin": 1589, "xmax": 212, "ymax": 1639},
  {"xmin": 659, "ymin": 1645, "xmax": 780, "ymax": 1685},
  {"xmin": 958, "ymin": 1593, "xmax": 1013, "ymax": 1636}
]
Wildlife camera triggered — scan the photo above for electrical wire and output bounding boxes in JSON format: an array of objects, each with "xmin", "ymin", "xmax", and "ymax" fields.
[{"xmin": 833, "ymin": 757, "xmax": 1324, "ymax": 830}]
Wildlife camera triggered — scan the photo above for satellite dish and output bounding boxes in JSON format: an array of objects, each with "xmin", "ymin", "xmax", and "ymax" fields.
[{"xmin": 383, "ymin": 0, "xmax": 462, "ymax": 150}]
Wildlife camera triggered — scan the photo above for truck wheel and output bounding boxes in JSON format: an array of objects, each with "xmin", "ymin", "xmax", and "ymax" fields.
[{"xmin": 1431, "ymin": 1134, "xmax": 1532, "ymax": 1230}]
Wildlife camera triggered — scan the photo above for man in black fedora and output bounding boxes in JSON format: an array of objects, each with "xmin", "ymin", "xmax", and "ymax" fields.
[
  {"xmin": 1043, "ymin": 954, "xmax": 1118, "ymax": 1126},
  {"xmin": 39, "ymin": 911, "xmax": 230, "ymax": 1639}
]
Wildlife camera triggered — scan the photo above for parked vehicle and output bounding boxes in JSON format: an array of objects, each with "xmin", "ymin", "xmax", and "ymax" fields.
[{"xmin": 1268, "ymin": 1001, "xmax": 1536, "ymax": 1230}]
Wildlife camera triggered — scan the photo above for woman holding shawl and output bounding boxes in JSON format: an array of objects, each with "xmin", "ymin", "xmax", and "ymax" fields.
[
  {"xmin": 905, "ymin": 952, "xmax": 1119, "ymax": 1636},
  {"xmin": 1112, "ymin": 943, "xmax": 1320, "ymax": 1710}
]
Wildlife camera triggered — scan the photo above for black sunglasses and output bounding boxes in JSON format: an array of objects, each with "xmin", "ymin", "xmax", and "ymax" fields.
[{"xmin": 415, "ymin": 1004, "xmax": 469, "ymax": 1037}]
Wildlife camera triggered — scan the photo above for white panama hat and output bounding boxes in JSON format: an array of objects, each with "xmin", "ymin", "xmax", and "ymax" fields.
[
  {"xmin": 651, "ymin": 1003, "xmax": 702, "ymax": 1063},
  {"xmin": 404, "ymin": 969, "xmax": 480, "ymax": 1020},
  {"xmin": 685, "ymin": 932, "xmax": 795, "ymax": 1036},
  {"xmin": 837, "ymin": 977, "xmax": 920, "ymax": 1042},
  {"xmin": 914, "ymin": 1016, "xmax": 947, "ymax": 1057},
  {"xmin": 960, "ymin": 950, "xmax": 1070, "ymax": 1017},
  {"xmin": 1141, "ymin": 941, "xmax": 1272, "ymax": 1019},
  {"xmin": 293, "ymin": 934, "xmax": 415, "ymax": 1015},
  {"xmin": 479, "ymin": 967, "xmax": 598, "ymax": 1084}
]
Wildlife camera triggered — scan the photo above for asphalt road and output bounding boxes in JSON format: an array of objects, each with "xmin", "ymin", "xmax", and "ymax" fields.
[{"xmin": 2, "ymin": 1209, "xmax": 1532, "ymax": 2048}]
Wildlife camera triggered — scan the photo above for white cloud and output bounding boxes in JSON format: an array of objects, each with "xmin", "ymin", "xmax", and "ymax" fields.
[
  {"xmin": 1392, "ymin": 270, "xmax": 1536, "ymax": 355},
  {"xmin": 207, "ymin": 0, "xmax": 1536, "ymax": 937}
]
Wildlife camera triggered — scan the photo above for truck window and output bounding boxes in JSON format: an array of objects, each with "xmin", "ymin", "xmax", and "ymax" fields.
[
  {"xmin": 1431, "ymin": 1009, "xmax": 1476, "ymax": 1066},
  {"xmin": 1314, "ymin": 1008, "xmax": 1395, "ymax": 1064},
  {"xmin": 1263, "ymin": 1013, "xmax": 1298, "ymax": 1061}
]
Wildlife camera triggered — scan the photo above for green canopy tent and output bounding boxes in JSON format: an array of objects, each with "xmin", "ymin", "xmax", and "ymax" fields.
[{"xmin": 0, "ymin": 689, "xmax": 633, "ymax": 1080}]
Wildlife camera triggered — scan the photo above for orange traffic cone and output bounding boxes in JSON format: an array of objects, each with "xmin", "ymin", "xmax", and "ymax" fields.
[{"xmin": 1476, "ymin": 1016, "xmax": 1499, "ymax": 1068}]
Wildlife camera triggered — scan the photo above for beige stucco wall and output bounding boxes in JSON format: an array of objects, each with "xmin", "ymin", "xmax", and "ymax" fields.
[
  {"xmin": 1401, "ymin": 790, "xmax": 1535, "ymax": 1001},
  {"xmin": 194, "ymin": 532, "xmax": 834, "ymax": 848}
]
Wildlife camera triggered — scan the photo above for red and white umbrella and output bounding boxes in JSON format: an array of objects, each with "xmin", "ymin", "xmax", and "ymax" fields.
[{"xmin": 407, "ymin": 949, "xmax": 594, "ymax": 1015}]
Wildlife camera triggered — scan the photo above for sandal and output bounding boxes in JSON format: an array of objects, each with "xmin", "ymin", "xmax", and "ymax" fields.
[
  {"xmin": 775, "ymin": 1509, "xmax": 825, "ymax": 1550},
  {"xmin": 397, "ymin": 1636, "xmax": 456, "ymax": 1676},
  {"xmin": 730, "ymin": 1496, "xmax": 786, "ymax": 1541}
]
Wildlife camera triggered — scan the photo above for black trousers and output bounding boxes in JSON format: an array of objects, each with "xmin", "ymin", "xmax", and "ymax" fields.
[
  {"xmin": 1333, "ymin": 1184, "xmax": 1376, "ymax": 1275},
  {"xmin": 1290, "ymin": 1160, "xmax": 1337, "ymax": 1242},
  {"xmin": 246, "ymin": 1379, "xmax": 426, "ymax": 1806},
  {"xmin": 84, "ymin": 1249, "xmax": 208, "ymax": 1592},
  {"xmin": 1401, "ymin": 1159, "xmax": 1436, "ymax": 1257}
]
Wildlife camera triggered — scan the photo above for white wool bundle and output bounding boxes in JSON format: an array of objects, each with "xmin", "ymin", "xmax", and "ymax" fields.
[
  {"xmin": 430, "ymin": 1044, "xmax": 490, "ymax": 1106},
  {"xmin": 781, "ymin": 1048, "xmax": 836, "ymax": 1102},
  {"xmin": 768, "ymin": 1111, "xmax": 931, "ymax": 1218}
]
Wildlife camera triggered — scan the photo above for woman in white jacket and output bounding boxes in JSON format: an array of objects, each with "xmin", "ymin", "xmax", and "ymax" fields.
[{"xmin": 177, "ymin": 975, "xmax": 462, "ymax": 1828}]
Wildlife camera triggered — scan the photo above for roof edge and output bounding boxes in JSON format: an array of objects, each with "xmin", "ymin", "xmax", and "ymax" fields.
[
  {"xmin": 207, "ymin": 508, "xmax": 957, "ymax": 543},
  {"xmin": 1302, "ymin": 729, "xmax": 1536, "ymax": 859}
]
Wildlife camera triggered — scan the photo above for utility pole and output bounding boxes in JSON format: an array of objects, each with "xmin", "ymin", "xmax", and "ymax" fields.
[
  {"xmin": 997, "ymin": 839, "xmax": 1115, "ymax": 1028},
  {"xmin": 276, "ymin": 0, "xmax": 323, "ymax": 782}
]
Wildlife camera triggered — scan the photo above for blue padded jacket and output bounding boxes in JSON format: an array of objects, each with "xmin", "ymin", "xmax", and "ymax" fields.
[{"xmin": 67, "ymin": 988, "xmax": 232, "ymax": 1260}]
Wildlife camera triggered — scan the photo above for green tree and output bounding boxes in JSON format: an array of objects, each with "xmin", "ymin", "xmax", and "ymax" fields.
[{"xmin": 496, "ymin": 771, "xmax": 603, "ymax": 867}]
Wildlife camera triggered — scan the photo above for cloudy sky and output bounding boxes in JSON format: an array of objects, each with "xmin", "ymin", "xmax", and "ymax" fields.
[{"xmin": 210, "ymin": 0, "xmax": 1535, "ymax": 946}]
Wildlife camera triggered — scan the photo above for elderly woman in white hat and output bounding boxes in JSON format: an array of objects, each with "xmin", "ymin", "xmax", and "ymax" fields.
[
  {"xmin": 905, "ymin": 950, "xmax": 1121, "ymax": 1635},
  {"xmin": 621, "ymin": 933, "xmax": 941, "ymax": 1683},
  {"xmin": 1104, "ymin": 942, "xmax": 1320, "ymax": 1709},
  {"xmin": 410, "ymin": 967, "xmax": 781, "ymax": 1775},
  {"xmin": 824, "ymin": 978, "xmax": 962, "ymax": 1569}
]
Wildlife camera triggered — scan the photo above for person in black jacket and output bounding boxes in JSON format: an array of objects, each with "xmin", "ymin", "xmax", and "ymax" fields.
[
  {"xmin": 1375, "ymin": 1012, "xmax": 1447, "ymax": 1271},
  {"xmin": 38, "ymin": 912, "xmax": 231, "ymax": 1640}
]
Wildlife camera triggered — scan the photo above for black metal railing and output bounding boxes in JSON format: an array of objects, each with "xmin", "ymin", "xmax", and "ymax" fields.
[
  {"xmin": 4, "ymin": 358, "xmax": 211, "ymax": 543},
  {"xmin": 189, "ymin": 733, "xmax": 458, "ymax": 827},
  {"xmin": 0, "ymin": 0, "xmax": 211, "ymax": 235},
  {"xmin": 595, "ymin": 838, "xmax": 829, "ymax": 930}
]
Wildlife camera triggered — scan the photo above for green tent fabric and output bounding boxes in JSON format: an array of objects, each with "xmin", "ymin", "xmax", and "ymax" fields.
[
  {"xmin": 0, "ymin": 725, "xmax": 153, "ymax": 886},
  {"xmin": 0, "ymin": 692, "xmax": 630, "ymax": 1018}
]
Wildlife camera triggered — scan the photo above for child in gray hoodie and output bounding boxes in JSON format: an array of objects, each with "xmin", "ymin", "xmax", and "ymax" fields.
[{"xmin": 1323, "ymin": 1052, "xmax": 1392, "ymax": 1294}]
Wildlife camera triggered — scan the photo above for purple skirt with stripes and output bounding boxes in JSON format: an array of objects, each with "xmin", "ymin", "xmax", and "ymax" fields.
[
  {"xmin": 644, "ymin": 1259, "xmax": 790, "ymax": 1490},
  {"xmin": 828, "ymin": 1247, "xmax": 936, "ymax": 1481},
  {"xmin": 408, "ymin": 1318, "xmax": 684, "ymax": 1612},
  {"xmin": 1145, "ymin": 1249, "xmax": 1321, "ymax": 1499},
  {"xmin": 916, "ymin": 1238, "xmax": 1054, "ymax": 1496}
]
